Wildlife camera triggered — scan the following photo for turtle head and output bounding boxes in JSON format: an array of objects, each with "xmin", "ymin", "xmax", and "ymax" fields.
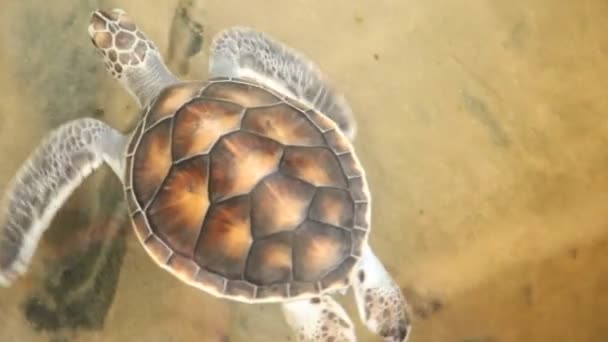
[
  {"xmin": 88, "ymin": 9, "xmax": 153, "ymax": 79},
  {"xmin": 88, "ymin": 9, "xmax": 178, "ymax": 107}
]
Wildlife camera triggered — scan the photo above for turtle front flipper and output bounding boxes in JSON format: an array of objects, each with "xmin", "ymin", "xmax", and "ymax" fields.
[
  {"xmin": 282, "ymin": 296, "xmax": 356, "ymax": 342},
  {"xmin": 352, "ymin": 244, "xmax": 412, "ymax": 342},
  {"xmin": 209, "ymin": 27, "xmax": 357, "ymax": 140},
  {"xmin": 0, "ymin": 118, "xmax": 127, "ymax": 286}
]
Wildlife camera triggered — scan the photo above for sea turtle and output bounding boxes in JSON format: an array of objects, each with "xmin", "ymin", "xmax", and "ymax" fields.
[{"xmin": 0, "ymin": 8, "xmax": 411, "ymax": 341}]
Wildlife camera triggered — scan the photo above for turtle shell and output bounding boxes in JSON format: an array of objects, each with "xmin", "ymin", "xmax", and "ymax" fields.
[{"xmin": 124, "ymin": 78, "xmax": 370, "ymax": 303}]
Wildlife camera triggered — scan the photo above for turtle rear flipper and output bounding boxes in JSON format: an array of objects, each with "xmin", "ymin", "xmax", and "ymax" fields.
[
  {"xmin": 282, "ymin": 296, "xmax": 356, "ymax": 342},
  {"xmin": 0, "ymin": 118, "xmax": 127, "ymax": 286},
  {"xmin": 209, "ymin": 27, "xmax": 357, "ymax": 140},
  {"xmin": 352, "ymin": 245, "xmax": 412, "ymax": 342}
]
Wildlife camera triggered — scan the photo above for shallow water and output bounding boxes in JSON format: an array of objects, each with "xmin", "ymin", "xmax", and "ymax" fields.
[{"xmin": 1, "ymin": 0, "xmax": 608, "ymax": 341}]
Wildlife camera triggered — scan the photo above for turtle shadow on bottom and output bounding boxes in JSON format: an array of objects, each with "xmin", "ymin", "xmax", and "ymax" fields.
[
  {"xmin": 21, "ymin": 233, "xmax": 126, "ymax": 332},
  {"xmin": 21, "ymin": 199, "xmax": 128, "ymax": 334}
]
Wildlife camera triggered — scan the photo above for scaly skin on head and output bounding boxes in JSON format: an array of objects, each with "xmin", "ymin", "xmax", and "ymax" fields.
[
  {"xmin": 88, "ymin": 9, "xmax": 154, "ymax": 78},
  {"xmin": 88, "ymin": 9, "xmax": 179, "ymax": 107}
]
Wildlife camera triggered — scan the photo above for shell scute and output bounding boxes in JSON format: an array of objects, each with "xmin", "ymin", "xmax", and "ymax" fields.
[
  {"xmin": 292, "ymin": 221, "xmax": 351, "ymax": 282},
  {"xmin": 202, "ymin": 81, "xmax": 280, "ymax": 107},
  {"xmin": 167, "ymin": 254, "xmax": 199, "ymax": 283},
  {"xmin": 309, "ymin": 187, "xmax": 354, "ymax": 228},
  {"xmin": 280, "ymin": 146, "xmax": 348, "ymax": 188},
  {"xmin": 245, "ymin": 231, "xmax": 293, "ymax": 285},
  {"xmin": 145, "ymin": 81, "xmax": 207, "ymax": 129},
  {"xmin": 132, "ymin": 118, "xmax": 171, "ymax": 206},
  {"xmin": 172, "ymin": 99, "xmax": 243, "ymax": 161},
  {"xmin": 226, "ymin": 280, "xmax": 257, "ymax": 299},
  {"xmin": 147, "ymin": 156, "xmax": 209, "ymax": 256},
  {"xmin": 194, "ymin": 195, "xmax": 252, "ymax": 279},
  {"xmin": 195, "ymin": 269, "xmax": 226, "ymax": 295},
  {"xmin": 257, "ymin": 283, "xmax": 290, "ymax": 299},
  {"xmin": 242, "ymin": 104, "xmax": 325, "ymax": 146},
  {"xmin": 250, "ymin": 173, "xmax": 316, "ymax": 238},
  {"xmin": 208, "ymin": 131, "xmax": 282, "ymax": 202},
  {"xmin": 131, "ymin": 211, "xmax": 151, "ymax": 241},
  {"xmin": 320, "ymin": 256, "xmax": 358, "ymax": 290}
]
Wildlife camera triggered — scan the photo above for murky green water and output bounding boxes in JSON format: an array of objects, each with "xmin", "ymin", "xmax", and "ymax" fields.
[{"xmin": 1, "ymin": 0, "xmax": 608, "ymax": 341}]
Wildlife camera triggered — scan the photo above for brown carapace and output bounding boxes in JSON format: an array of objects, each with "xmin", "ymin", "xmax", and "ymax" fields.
[{"xmin": 124, "ymin": 78, "xmax": 370, "ymax": 303}]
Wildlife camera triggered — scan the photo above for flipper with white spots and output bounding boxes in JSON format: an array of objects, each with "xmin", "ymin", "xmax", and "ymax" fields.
[
  {"xmin": 352, "ymin": 244, "xmax": 412, "ymax": 342},
  {"xmin": 282, "ymin": 296, "xmax": 356, "ymax": 342}
]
